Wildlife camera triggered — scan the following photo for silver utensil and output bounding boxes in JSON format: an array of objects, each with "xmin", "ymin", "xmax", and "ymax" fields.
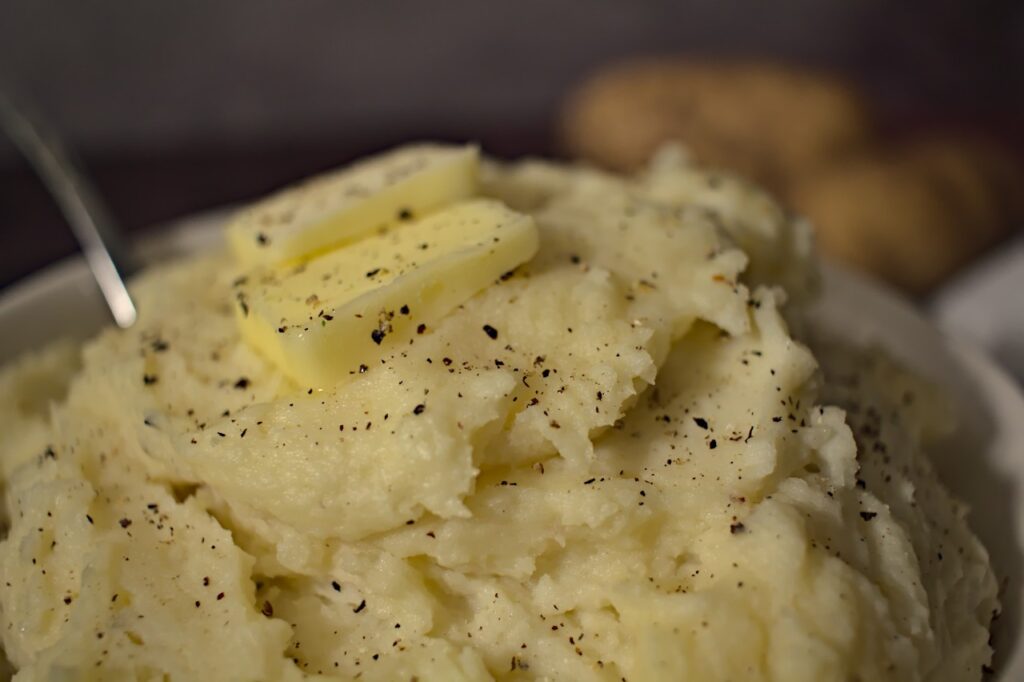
[{"xmin": 0, "ymin": 91, "xmax": 137, "ymax": 328}]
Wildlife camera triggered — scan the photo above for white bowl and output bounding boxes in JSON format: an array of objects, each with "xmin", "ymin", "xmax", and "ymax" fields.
[{"xmin": 2, "ymin": 210, "xmax": 1023, "ymax": 679}]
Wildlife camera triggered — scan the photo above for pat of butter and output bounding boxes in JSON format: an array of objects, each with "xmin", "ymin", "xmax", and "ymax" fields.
[
  {"xmin": 227, "ymin": 144, "xmax": 479, "ymax": 266},
  {"xmin": 234, "ymin": 199, "xmax": 538, "ymax": 386}
]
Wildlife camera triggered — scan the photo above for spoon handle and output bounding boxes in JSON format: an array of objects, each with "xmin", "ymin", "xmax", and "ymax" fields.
[{"xmin": 0, "ymin": 92, "xmax": 137, "ymax": 328}]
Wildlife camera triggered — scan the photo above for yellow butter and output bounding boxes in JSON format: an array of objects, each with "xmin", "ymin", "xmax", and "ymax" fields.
[
  {"xmin": 234, "ymin": 198, "xmax": 538, "ymax": 386},
  {"xmin": 227, "ymin": 143, "xmax": 479, "ymax": 265}
]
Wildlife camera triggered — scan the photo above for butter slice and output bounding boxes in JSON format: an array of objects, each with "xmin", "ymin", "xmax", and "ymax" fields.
[
  {"xmin": 234, "ymin": 199, "xmax": 538, "ymax": 386},
  {"xmin": 228, "ymin": 144, "xmax": 479, "ymax": 265}
]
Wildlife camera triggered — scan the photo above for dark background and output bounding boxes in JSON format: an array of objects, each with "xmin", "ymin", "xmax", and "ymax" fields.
[{"xmin": 1, "ymin": 0, "xmax": 1022, "ymax": 288}]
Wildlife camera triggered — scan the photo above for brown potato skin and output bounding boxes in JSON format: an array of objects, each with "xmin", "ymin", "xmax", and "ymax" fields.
[
  {"xmin": 790, "ymin": 136, "xmax": 1023, "ymax": 294},
  {"xmin": 560, "ymin": 58, "xmax": 873, "ymax": 193}
]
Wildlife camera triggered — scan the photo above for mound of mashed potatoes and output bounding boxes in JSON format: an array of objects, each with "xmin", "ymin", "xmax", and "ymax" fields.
[{"xmin": 0, "ymin": 146, "xmax": 998, "ymax": 681}]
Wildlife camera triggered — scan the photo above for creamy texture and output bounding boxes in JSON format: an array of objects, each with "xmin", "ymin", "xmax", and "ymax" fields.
[{"xmin": 0, "ymin": 150, "xmax": 997, "ymax": 681}]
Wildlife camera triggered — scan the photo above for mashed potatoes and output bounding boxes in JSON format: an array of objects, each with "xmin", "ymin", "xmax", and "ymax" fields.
[{"xmin": 0, "ymin": 147, "xmax": 997, "ymax": 681}]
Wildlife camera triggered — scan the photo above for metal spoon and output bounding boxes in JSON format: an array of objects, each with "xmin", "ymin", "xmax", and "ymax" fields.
[{"xmin": 0, "ymin": 91, "xmax": 137, "ymax": 328}]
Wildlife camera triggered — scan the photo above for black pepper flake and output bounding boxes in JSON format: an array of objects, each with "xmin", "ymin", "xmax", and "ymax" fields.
[
  {"xmin": 86, "ymin": 515, "xmax": 94, "ymax": 524},
  {"xmin": 370, "ymin": 329, "xmax": 386, "ymax": 345},
  {"xmin": 151, "ymin": 339, "xmax": 169, "ymax": 352},
  {"xmin": 234, "ymin": 377, "xmax": 250, "ymax": 390},
  {"xmin": 859, "ymin": 511, "xmax": 878, "ymax": 521},
  {"xmin": 203, "ymin": 576, "xmax": 210, "ymax": 586},
  {"xmin": 331, "ymin": 580, "xmax": 342, "ymax": 592},
  {"xmin": 400, "ymin": 304, "xmax": 410, "ymax": 315},
  {"xmin": 142, "ymin": 374, "xmax": 158, "ymax": 386},
  {"xmin": 256, "ymin": 232, "xmax": 269, "ymax": 245},
  {"xmin": 261, "ymin": 601, "xmax": 274, "ymax": 617},
  {"xmin": 693, "ymin": 417, "xmax": 709, "ymax": 429},
  {"xmin": 216, "ymin": 592, "xmax": 225, "ymax": 600},
  {"xmin": 398, "ymin": 208, "xmax": 413, "ymax": 221},
  {"xmin": 413, "ymin": 404, "xmax": 426, "ymax": 415},
  {"xmin": 118, "ymin": 518, "xmax": 132, "ymax": 529},
  {"xmin": 63, "ymin": 596, "xmax": 72, "ymax": 604},
  {"xmin": 358, "ymin": 364, "xmax": 368, "ymax": 373},
  {"xmin": 416, "ymin": 323, "xmax": 427, "ymax": 334},
  {"xmin": 365, "ymin": 268, "xmax": 381, "ymax": 278},
  {"xmin": 482, "ymin": 324, "xmax": 499, "ymax": 340},
  {"xmin": 442, "ymin": 357, "xmax": 452, "ymax": 366},
  {"xmin": 43, "ymin": 446, "xmax": 56, "ymax": 460},
  {"xmin": 730, "ymin": 522, "xmax": 746, "ymax": 534},
  {"xmin": 583, "ymin": 478, "xmax": 596, "ymax": 485},
  {"xmin": 709, "ymin": 439, "xmax": 717, "ymax": 449},
  {"xmin": 353, "ymin": 599, "xmax": 367, "ymax": 614}
]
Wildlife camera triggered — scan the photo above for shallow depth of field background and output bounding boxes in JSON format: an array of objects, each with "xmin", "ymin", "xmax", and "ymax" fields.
[{"xmin": 0, "ymin": 0, "xmax": 1021, "ymax": 288}]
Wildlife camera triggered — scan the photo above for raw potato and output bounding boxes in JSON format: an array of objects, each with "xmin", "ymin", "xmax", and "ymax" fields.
[
  {"xmin": 560, "ymin": 58, "xmax": 871, "ymax": 189},
  {"xmin": 0, "ymin": 147, "xmax": 997, "ymax": 681},
  {"xmin": 791, "ymin": 136, "xmax": 1024, "ymax": 293}
]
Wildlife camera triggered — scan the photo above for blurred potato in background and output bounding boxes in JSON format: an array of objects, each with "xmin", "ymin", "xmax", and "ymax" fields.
[
  {"xmin": 561, "ymin": 58, "xmax": 1023, "ymax": 294},
  {"xmin": 561, "ymin": 58, "xmax": 873, "ymax": 192},
  {"xmin": 793, "ymin": 136, "xmax": 1024, "ymax": 293}
]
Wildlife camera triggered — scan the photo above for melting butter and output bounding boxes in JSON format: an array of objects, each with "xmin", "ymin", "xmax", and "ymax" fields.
[
  {"xmin": 228, "ymin": 144, "xmax": 478, "ymax": 265},
  {"xmin": 234, "ymin": 199, "xmax": 538, "ymax": 386}
]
